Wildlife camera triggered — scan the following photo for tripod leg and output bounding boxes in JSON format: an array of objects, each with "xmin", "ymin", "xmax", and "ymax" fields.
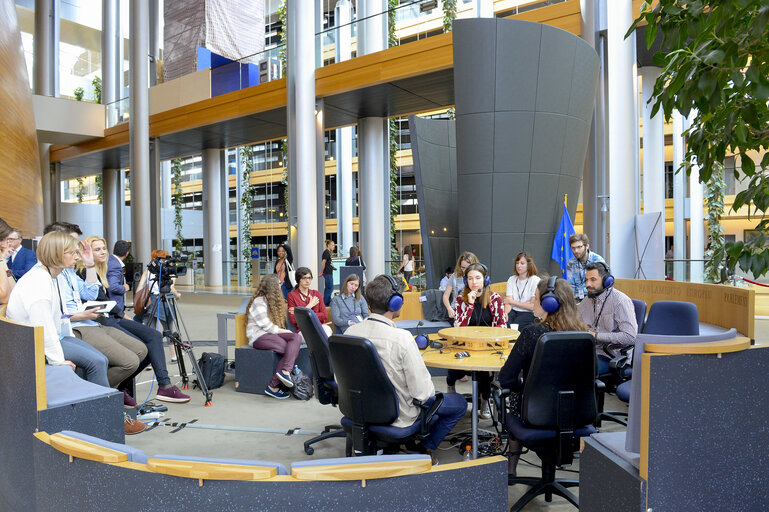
[
  {"xmin": 167, "ymin": 332, "xmax": 189, "ymax": 389},
  {"xmin": 184, "ymin": 344, "xmax": 213, "ymax": 406}
]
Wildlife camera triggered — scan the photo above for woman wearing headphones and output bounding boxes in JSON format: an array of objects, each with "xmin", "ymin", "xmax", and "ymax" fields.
[
  {"xmin": 497, "ymin": 275, "xmax": 588, "ymax": 475},
  {"xmin": 450, "ymin": 263, "xmax": 505, "ymax": 419}
]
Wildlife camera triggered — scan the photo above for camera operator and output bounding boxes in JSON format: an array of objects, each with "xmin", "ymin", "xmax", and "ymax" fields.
[{"xmin": 136, "ymin": 250, "xmax": 182, "ymax": 334}]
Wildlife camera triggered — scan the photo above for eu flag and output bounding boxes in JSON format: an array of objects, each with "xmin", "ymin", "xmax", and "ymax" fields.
[{"xmin": 551, "ymin": 203, "xmax": 576, "ymax": 278}]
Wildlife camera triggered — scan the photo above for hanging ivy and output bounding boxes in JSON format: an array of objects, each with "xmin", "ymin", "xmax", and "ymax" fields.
[
  {"xmin": 95, "ymin": 175, "xmax": 103, "ymax": 203},
  {"xmin": 388, "ymin": 0, "xmax": 400, "ymax": 273},
  {"xmin": 76, "ymin": 177, "xmax": 86, "ymax": 203},
  {"xmin": 442, "ymin": 0, "xmax": 457, "ymax": 32},
  {"xmin": 704, "ymin": 163, "xmax": 727, "ymax": 283},
  {"xmin": 171, "ymin": 158, "xmax": 184, "ymax": 254},
  {"xmin": 239, "ymin": 145, "xmax": 255, "ymax": 283},
  {"xmin": 278, "ymin": 0, "xmax": 288, "ymax": 77}
]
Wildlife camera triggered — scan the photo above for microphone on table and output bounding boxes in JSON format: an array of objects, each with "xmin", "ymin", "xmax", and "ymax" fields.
[{"xmin": 414, "ymin": 320, "xmax": 428, "ymax": 350}]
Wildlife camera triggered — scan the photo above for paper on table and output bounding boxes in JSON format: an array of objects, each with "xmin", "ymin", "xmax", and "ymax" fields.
[{"xmin": 79, "ymin": 301, "xmax": 117, "ymax": 313}]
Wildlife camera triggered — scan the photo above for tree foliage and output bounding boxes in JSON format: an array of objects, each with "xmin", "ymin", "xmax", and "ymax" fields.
[
  {"xmin": 443, "ymin": 0, "xmax": 457, "ymax": 32},
  {"xmin": 171, "ymin": 158, "xmax": 184, "ymax": 255},
  {"xmin": 630, "ymin": 0, "xmax": 769, "ymax": 277},
  {"xmin": 239, "ymin": 146, "xmax": 255, "ymax": 283},
  {"xmin": 704, "ymin": 163, "xmax": 726, "ymax": 282}
]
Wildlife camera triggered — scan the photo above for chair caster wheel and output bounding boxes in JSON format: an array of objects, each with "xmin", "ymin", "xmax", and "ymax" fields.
[{"xmin": 305, "ymin": 447, "xmax": 314, "ymax": 455}]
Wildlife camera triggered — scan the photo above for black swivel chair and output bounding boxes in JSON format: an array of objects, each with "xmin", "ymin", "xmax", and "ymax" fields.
[
  {"xmin": 328, "ymin": 334, "xmax": 443, "ymax": 456},
  {"xmin": 294, "ymin": 307, "xmax": 346, "ymax": 455},
  {"xmin": 495, "ymin": 332, "xmax": 598, "ymax": 512}
]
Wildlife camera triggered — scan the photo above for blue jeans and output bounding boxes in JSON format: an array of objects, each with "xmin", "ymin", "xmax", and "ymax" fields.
[
  {"xmin": 322, "ymin": 273, "xmax": 333, "ymax": 306},
  {"xmin": 60, "ymin": 336, "xmax": 110, "ymax": 387},
  {"xmin": 281, "ymin": 281, "xmax": 291, "ymax": 299},
  {"xmin": 107, "ymin": 317, "xmax": 171, "ymax": 387},
  {"xmin": 421, "ymin": 392, "xmax": 468, "ymax": 451},
  {"xmin": 597, "ymin": 354, "xmax": 611, "ymax": 377}
]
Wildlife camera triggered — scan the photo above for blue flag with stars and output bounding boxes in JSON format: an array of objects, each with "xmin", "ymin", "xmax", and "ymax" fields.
[{"xmin": 551, "ymin": 204, "xmax": 576, "ymax": 278}]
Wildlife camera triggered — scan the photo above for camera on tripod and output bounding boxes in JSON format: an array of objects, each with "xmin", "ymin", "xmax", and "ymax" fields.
[{"xmin": 147, "ymin": 253, "xmax": 188, "ymax": 292}]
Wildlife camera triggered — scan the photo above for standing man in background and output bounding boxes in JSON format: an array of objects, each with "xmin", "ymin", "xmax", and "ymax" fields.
[
  {"xmin": 566, "ymin": 233, "xmax": 605, "ymax": 302},
  {"xmin": 321, "ymin": 239, "xmax": 336, "ymax": 306},
  {"xmin": 7, "ymin": 229, "xmax": 37, "ymax": 280},
  {"xmin": 107, "ymin": 240, "xmax": 132, "ymax": 315}
]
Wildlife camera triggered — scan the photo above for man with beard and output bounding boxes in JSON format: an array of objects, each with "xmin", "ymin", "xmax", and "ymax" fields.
[
  {"xmin": 577, "ymin": 262, "xmax": 637, "ymax": 377},
  {"xmin": 566, "ymin": 233, "xmax": 605, "ymax": 301}
]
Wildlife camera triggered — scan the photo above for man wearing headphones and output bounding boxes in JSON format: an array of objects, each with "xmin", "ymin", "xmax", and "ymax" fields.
[
  {"xmin": 577, "ymin": 262, "xmax": 637, "ymax": 376},
  {"xmin": 345, "ymin": 275, "xmax": 468, "ymax": 463}
]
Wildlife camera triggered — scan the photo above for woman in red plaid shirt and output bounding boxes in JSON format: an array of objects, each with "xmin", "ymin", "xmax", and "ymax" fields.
[{"xmin": 450, "ymin": 262, "xmax": 506, "ymax": 419}]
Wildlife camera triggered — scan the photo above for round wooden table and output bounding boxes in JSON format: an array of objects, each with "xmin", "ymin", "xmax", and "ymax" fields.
[{"xmin": 423, "ymin": 326, "xmax": 519, "ymax": 459}]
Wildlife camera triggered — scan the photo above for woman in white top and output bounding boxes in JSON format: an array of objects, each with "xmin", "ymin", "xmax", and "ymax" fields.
[
  {"xmin": 441, "ymin": 251, "xmax": 478, "ymax": 322},
  {"xmin": 504, "ymin": 252, "xmax": 541, "ymax": 330},
  {"xmin": 6, "ymin": 232, "xmax": 109, "ymax": 386},
  {"xmin": 397, "ymin": 245, "xmax": 414, "ymax": 286},
  {"xmin": 246, "ymin": 274, "xmax": 302, "ymax": 399}
]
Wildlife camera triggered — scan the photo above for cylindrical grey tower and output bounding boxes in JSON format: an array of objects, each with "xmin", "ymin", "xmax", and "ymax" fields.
[{"xmin": 453, "ymin": 18, "xmax": 599, "ymax": 282}]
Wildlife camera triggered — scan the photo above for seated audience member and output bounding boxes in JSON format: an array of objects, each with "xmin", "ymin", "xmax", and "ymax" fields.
[
  {"xmin": 6, "ymin": 232, "xmax": 110, "ymax": 386},
  {"xmin": 56, "ymin": 236, "xmax": 148, "ymax": 401},
  {"xmin": 273, "ymin": 243, "xmax": 295, "ymax": 299},
  {"xmin": 330, "ymin": 273, "xmax": 369, "ymax": 333},
  {"xmin": 498, "ymin": 275, "xmax": 588, "ymax": 475},
  {"xmin": 451, "ymin": 262, "xmax": 506, "ymax": 419},
  {"xmin": 504, "ymin": 252, "xmax": 541, "ymax": 330},
  {"xmin": 78, "ymin": 236, "xmax": 189, "ymax": 404},
  {"xmin": 439, "ymin": 267, "xmax": 453, "ymax": 292},
  {"xmin": 106, "ymin": 240, "xmax": 131, "ymax": 315},
  {"xmin": 566, "ymin": 233, "xmax": 605, "ymax": 301},
  {"xmin": 7, "ymin": 228, "xmax": 37, "ymax": 280},
  {"xmin": 287, "ymin": 267, "xmax": 331, "ymax": 334},
  {"xmin": 0, "ymin": 217, "xmax": 16, "ymax": 304},
  {"xmin": 246, "ymin": 274, "xmax": 303, "ymax": 399},
  {"xmin": 441, "ymin": 251, "xmax": 478, "ymax": 321},
  {"xmin": 345, "ymin": 246, "xmax": 366, "ymax": 269},
  {"xmin": 577, "ymin": 262, "xmax": 637, "ymax": 376},
  {"xmin": 345, "ymin": 275, "xmax": 468, "ymax": 463}
]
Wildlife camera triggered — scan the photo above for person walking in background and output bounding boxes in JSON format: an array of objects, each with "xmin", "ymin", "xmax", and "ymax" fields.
[
  {"xmin": 397, "ymin": 245, "xmax": 414, "ymax": 287},
  {"xmin": 346, "ymin": 246, "xmax": 365, "ymax": 269},
  {"xmin": 320, "ymin": 239, "xmax": 336, "ymax": 306},
  {"xmin": 504, "ymin": 252, "xmax": 541, "ymax": 330},
  {"xmin": 273, "ymin": 243, "xmax": 295, "ymax": 299},
  {"xmin": 566, "ymin": 233, "xmax": 605, "ymax": 301},
  {"xmin": 6, "ymin": 229, "xmax": 37, "ymax": 280},
  {"xmin": 439, "ymin": 267, "xmax": 453, "ymax": 291}
]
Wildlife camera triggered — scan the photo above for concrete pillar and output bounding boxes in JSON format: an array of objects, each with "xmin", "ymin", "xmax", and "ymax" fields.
[
  {"xmin": 286, "ymin": 6, "xmax": 298, "ymax": 250},
  {"xmin": 287, "ymin": 0, "xmax": 319, "ymax": 285},
  {"xmin": 334, "ymin": 0, "xmax": 354, "ymax": 255},
  {"xmin": 35, "ymin": 0, "xmax": 57, "ymax": 223},
  {"xmin": 672, "ymin": 111, "xmax": 686, "ymax": 281},
  {"xmin": 129, "ymin": 0, "xmax": 151, "ymax": 265},
  {"xmin": 605, "ymin": 0, "xmax": 638, "ymax": 278},
  {"xmin": 220, "ymin": 151, "xmax": 230, "ymax": 286},
  {"xmin": 149, "ymin": 138, "xmax": 162, "ymax": 251},
  {"xmin": 641, "ymin": 67, "xmax": 664, "ymax": 216},
  {"xmin": 160, "ymin": 159, "xmax": 172, "ymax": 254},
  {"xmin": 580, "ymin": 0, "xmax": 599, "ymax": 254},
  {"xmin": 202, "ymin": 149, "xmax": 223, "ymax": 287},
  {"xmin": 149, "ymin": 0, "xmax": 163, "ymax": 86},
  {"xmin": 102, "ymin": 169, "xmax": 120, "ymax": 250},
  {"xmin": 357, "ymin": 0, "xmax": 388, "ymax": 278},
  {"xmin": 102, "ymin": 0, "xmax": 120, "ymax": 125},
  {"xmin": 316, "ymin": 99, "xmax": 327, "ymax": 260},
  {"xmin": 688, "ymin": 112, "xmax": 704, "ymax": 283},
  {"xmin": 476, "ymin": 0, "xmax": 494, "ymax": 18}
]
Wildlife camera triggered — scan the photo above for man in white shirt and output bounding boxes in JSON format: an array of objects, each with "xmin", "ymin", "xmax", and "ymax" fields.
[{"xmin": 345, "ymin": 275, "xmax": 467, "ymax": 462}]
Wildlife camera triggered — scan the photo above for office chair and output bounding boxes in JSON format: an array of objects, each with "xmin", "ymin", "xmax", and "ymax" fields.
[
  {"xmin": 642, "ymin": 300, "xmax": 699, "ymax": 336},
  {"xmin": 294, "ymin": 307, "xmax": 346, "ymax": 455},
  {"xmin": 494, "ymin": 331, "xmax": 598, "ymax": 512},
  {"xmin": 328, "ymin": 334, "xmax": 443, "ymax": 456}
]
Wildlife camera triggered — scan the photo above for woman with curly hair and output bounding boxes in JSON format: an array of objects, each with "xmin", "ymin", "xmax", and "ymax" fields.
[{"xmin": 246, "ymin": 274, "xmax": 302, "ymax": 399}]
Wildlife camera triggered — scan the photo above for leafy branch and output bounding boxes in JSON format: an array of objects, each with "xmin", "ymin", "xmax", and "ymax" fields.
[{"xmin": 171, "ymin": 158, "xmax": 184, "ymax": 254}]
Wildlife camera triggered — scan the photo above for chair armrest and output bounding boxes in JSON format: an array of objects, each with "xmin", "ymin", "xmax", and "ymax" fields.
[
  {"xmin": 414, "ymin": 393, "xmax": 444, "ymax": 435},
  {"xmin": 608, "ymin": 352, "xmax": 631, "ymax": 379},
  {"xmin": 490, "ymin": 380, "xmax": 511, "ymax": 398}
]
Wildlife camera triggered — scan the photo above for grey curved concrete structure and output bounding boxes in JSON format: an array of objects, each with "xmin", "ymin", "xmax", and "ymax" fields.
[
  {"xmin": 452, "ymin": 18, "xmax": 599, "ymax": 282},
  {"xmin": 409, "ymin": 115, "xmax": 458, "ymax": 289}
]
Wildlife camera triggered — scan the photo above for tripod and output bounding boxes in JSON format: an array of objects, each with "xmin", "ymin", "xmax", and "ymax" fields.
[{"xmin": 143, "ymin": 278, "xmax": 213, "ymax": 406}]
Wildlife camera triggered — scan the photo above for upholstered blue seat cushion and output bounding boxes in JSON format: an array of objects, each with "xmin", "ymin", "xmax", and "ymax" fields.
[
  {"xmin": 340, "ymin": 416, "xmax": 424, "ymax": 441},
  {"xmin": 58, "ymin": 430, "xmax": 149, "ymax": 464},
  {"xmin": 616, "ymin": 380, "xmax": 631, "ymax": 403},
  {"xmin": 291, "ymin": 454, "xmax": 429, "ymax": 470},
  {"xmin": 505, "ymin": 414, "xmax": 597, "ymax": 444},
  {"xmin": 151, "ymin": 454, "xmax": 288, "ymax": 475},
  {"xmin": 45, "ymin": 365, "xmax": 115, "ymax": 408}
]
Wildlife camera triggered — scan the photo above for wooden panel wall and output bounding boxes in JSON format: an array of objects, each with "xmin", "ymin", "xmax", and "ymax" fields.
[
  {"xmin": 614, "ymin": 278, "xmax": 755, "ymax": 339},
  {"xmin": 0, "ymin": 0, "xmax": 43, "ymax": 235}
]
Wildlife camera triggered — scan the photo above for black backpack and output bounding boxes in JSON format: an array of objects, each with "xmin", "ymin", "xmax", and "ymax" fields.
[
  {"xmin": 197, "ymin": 352, "xmax": 226, "ymax": 390},
  {"xmin": 290, "ymin": 365, "xmax": 314, "ymax": 401}
]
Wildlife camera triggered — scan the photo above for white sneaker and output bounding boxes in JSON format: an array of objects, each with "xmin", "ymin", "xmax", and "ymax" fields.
[{"xmin": 479, "ymin": 400, "xmax": 491, "ymax": 420}]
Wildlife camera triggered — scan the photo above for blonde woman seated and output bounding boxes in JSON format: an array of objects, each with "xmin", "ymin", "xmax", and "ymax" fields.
[
  {"xmin": 330, "ymin": 274, "xmax": 369, "ymax": 333},
  {"xmin": 246, "ymin": 274, "xmax": 303, "ymax": 399}
]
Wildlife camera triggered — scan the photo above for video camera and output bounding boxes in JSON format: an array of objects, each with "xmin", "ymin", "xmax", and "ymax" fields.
[{"xmin": 147, "ymin": 253, "xmax": 188, "ymax": 288}]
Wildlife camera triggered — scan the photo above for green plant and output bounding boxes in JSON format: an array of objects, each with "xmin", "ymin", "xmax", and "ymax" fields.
[
  {"xmin": 388, "ymin": 0, "xmax": 398, "ymax": 47},
  {"xmin": 630, "ymin": 1, "xmax": 769, "ymax": 277},
  {"xmin": 95, "ymin": 175, "xmax": 103, "ymax": 203},
  {"xmin": 239, "ymin": 145, "xmax": 255, "ymax": 283},
  {"xmin": 442, "ymin": 0, "xmax": 457, "ymax": 32},
  {"xmin": 75, "ymin": 177, "xmax": 85, "ymax": 202},
  {"xmin": 92, "ymin": 76, "xmax": 102, "ymax": 104},
  {"xmin": 278, "ymin": 0, "xmax": 287, "ymax": 77},
  {"xmin": 704, "ymin": 162, "xmax": 726, "ymax": 282},
  {"xmin": 171, "ymin": 158, "xmax": 184, "ymax": 254},
  {"xmin": 388, "ymin": 0, "xmax": 400, "ymax": 274},
  {"xmin": 73, "ymin": 87, "xmax": 84, "ymax": 101}
]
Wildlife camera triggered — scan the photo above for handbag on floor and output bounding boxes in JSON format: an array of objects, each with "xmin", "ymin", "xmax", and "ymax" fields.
[{"xmin": 290, "ymin": 365, "xmax": 313, "ymax": 400}]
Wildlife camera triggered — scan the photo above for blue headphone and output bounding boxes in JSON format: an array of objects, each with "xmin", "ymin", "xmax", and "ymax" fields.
[
  {"xmin": 383, "ymin": 275, "xmax": 404, "ymax": 312},
  {"xmin": 463, "ymin": 263, "xmax": 491, "ymax": 289},
  {"xmin": 593, "ymin": 261, "xmax": 615, "ymax": 289},
  {"xmin": 540, "ymin": 275, "xmax": 561, "ymax": 314}
]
